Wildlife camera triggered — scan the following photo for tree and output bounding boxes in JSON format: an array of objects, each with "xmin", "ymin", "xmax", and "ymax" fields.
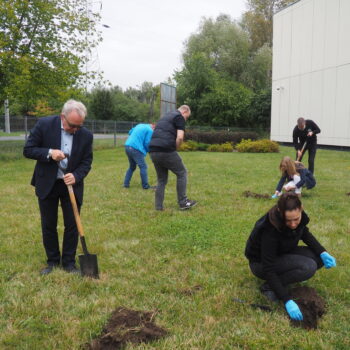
[
  {"xmin": 241, "ymin": 0, "xmax": 296, "ymax": 50},
  {"xmin": 0, "ymin": 0, "xmax": 102, "ymax": 113},
  {"xmin": 184, "ymin": 15, "xmax": 250, "ymax": 84}
]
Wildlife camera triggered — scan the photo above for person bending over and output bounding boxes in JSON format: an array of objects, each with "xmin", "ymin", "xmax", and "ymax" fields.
[
  {"xmin": 123, "ymin": 123, "xmax": 155, "ymax": 189},
  {"xmin": 149, "ymin": 105, "xmax": 197, "ymax": 211},
  {"xmin": 293, "ymin": 117, "xmax": 320, "ymax": 174},
  {"xmin": 245, "ymin": 193, "xmax": 336, "ymax": 321}
]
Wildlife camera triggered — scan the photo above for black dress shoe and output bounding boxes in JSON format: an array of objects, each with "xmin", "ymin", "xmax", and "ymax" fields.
[
  {"xmin": 63, "ymin": 265, "xmax": 80, "ymax": 274},
  {"xmin": 40, "ymin": 265, "xmax": 56, "ymax": 275}
]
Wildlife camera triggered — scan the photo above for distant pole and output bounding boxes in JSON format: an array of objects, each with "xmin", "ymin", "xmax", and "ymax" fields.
[
  {"xmin": 114, "ymin": 121, "xmax": 117, "ymax": 147},
  {"xmin": 4, "ymin": 99, "xmax": 10, "ymax": 133}
]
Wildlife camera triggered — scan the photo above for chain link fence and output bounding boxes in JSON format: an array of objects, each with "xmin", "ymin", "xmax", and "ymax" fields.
[{"xmin": 0, "ymin": 116, "xmax": 269, "ymax": 137}]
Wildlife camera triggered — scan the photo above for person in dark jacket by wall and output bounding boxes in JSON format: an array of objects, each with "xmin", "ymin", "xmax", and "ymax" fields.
[
  {"xmin": 149, "ymin": 105, "xmax": 197, "ymax": 211},
  {"xmin": 245, "ymin": 193, "xmax": 336, "ymax": 321},
  {"xmin": 293, "ymin": 117, "xmax": 321, "ymax": 174},
  {"xmin": 23, "ymin": 100, "xmax": 93, "ymax": 275}
]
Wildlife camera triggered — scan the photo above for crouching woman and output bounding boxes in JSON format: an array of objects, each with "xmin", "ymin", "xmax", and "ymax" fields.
[{"xmin": 245, "ymin": 193, "xmax": 336, "ymax": 321}]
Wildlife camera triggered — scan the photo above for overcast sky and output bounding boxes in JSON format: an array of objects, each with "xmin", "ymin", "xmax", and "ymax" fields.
[{"xmin": 95, "ymin": 0, "xmax": 247, "ymax": 90}]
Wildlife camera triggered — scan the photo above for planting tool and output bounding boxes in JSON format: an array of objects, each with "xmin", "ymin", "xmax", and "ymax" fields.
[
  {"xmin": 296, "ymin": 129, "xmax": 311, "ymax": 161},
  {"xmin": 232, "ymin": 298, "xmax": 273, "ymax": 312},
  {"xmin": 57, "ymin": 156, "xmax": 99, "ymax": 279}
]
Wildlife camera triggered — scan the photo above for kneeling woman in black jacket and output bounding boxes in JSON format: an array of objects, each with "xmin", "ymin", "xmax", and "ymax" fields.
[{"xmin": 245, "ymin": 193, "xmax": 336, "ymax": 321}]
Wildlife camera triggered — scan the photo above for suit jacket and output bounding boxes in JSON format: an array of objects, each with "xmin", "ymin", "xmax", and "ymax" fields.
[{"xmin": 23, "ymin": 115, "xmax": 93, "ymax": 203}]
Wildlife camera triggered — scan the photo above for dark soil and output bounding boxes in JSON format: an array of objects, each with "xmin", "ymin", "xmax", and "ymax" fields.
[
  {"xmin": 243, "ymin": 191, "xmax": 270, "ymax": 199},
  {"xmin": 85, "ymin": 307, "xmax": 168, "ymax": 350},
  {"xmin": 289, "ymin": 286, "xmax": 326, "ymax": 330},
  {"xmin": 179, "ymin": 284, "xmax": 203, "ymax": 296},
  {"xmin": 346, "ymin": 192, "xmax": 350, "ymax": 196}
]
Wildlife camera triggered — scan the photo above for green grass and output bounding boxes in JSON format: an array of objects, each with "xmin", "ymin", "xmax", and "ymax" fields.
[{"xmin": 0, "ymin": 146, "xmax": 349, "ymax": 349}]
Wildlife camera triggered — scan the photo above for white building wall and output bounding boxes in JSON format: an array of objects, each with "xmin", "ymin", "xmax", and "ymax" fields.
[{"xmin": 271, "ymin": 0, "xmax": 350, "ymax": 147}]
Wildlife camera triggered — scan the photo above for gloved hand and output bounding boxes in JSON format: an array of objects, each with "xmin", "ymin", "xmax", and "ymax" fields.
[
  {"xmin": 285, "ymin": 300, "xmax": 303, "ymax": 321},
  {"xmin": 271, "ymin": 194, "xmax": 278, "ymax": 199},
  {"xmin": 320, "ymin": 252, "xmax": 336, "ymax": 269}
]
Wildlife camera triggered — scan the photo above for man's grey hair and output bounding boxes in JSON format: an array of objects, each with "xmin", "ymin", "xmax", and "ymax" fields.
[
  {"xmin": 178, "ymin": 105, "xmax": 191, "ymax": 114},
  {"xmin": 62, "ymin": 99, "xmax": 87, "ymax": 119}
]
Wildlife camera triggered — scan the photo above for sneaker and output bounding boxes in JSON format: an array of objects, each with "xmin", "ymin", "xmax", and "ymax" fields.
[
  {"xmin": 179, "ymin": 199, "xmax": 197, "ymax": 210},
  {"xmin": 259, "ymin": 282, "xmax": 279, "ymax": 302}
]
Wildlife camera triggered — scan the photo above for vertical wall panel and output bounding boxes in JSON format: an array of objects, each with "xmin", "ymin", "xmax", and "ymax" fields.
[
  {"xmin": 337, "ymin": 0, "xmax": 350, "ymax": 65},
  {"xmin": 311, "ymin": 0, "xmax": 326, "ymax": 71},
  {"xmin": 323, "ymin": 0, "xmax": 339, "ymax": 69},
  {"xmin": 299, "ymin": 1, "xmax": 314, "ymax": 74}
]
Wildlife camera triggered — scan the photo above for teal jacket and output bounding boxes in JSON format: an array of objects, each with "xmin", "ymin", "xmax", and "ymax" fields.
[{"xmin": 125, "ymin": 124, "xmax": 153, "ymax": 156}]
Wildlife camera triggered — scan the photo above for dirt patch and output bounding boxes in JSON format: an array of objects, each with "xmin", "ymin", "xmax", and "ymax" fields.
[
  {"xmin": 179, "ymin": 284, "xmax": 203, "ymax": 296},
  {"xmin": 346, "ymin": 192, "xmax": 350, "ymax": 196},
  {"xmin": 243, "ymin": 191, "xmax": 270, "ymax": 199},
  {"xmin": 289, "ymin": 286, "xmax": 326, "ymax": 330},
  {"xmin": 85, "ymin": 307, "xmax": 168, "ymax": 349}
]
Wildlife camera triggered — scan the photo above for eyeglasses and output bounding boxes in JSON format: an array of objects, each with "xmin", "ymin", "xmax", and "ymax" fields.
[{"xmin": 63, "ymin": 114, "xmax": 83, "ymax": 129}]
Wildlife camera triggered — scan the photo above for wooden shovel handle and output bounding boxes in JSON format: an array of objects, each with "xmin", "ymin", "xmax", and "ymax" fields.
[
  {"xmin": 297, "ymin": 141, "xmax": 307, "ymax": 161},
  {"xmin": 67, "ymin": 184, "xmax": 85, "ymax": 238}
]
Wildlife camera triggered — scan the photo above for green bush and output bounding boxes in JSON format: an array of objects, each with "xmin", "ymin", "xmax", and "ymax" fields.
[
  {"xmin": 207, "ymin": 142, "xmax": 234, "ymax": 152},
  {"xmin": 178, "ymin": 140, "xmax": 210, "ymax": 152},
  {"xmin": 185, "ymin": 130, "xmax": 258, "ymax": 145},
  {"xmin": 235, "ymin": 139, "xmax": 279, "ymax": 153}
]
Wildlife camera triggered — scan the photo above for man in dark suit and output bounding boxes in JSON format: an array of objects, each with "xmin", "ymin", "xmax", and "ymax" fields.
[{"xmin": 23, "ymin": 99, "xmax": 93, "ymax": 275}]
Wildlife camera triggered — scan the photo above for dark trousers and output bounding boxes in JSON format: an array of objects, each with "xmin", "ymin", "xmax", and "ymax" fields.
[
  {"xmin": 150, "ymin": 151, "xmax": 187, "ymax": 210},
  {"xmin": 297, "ymin": 143, "xmax": 317, "ymax": 174},
  {"xmin": 249, "ymin": 247, "xmax": 323, "ymax": 286},
  {"xmin": 38, "ymin": 179, "xmax": 80, "ymax": 268}
]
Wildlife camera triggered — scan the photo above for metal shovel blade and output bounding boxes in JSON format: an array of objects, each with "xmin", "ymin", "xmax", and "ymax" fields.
[{"xmin": 79, "ymin": 253, "xmax": 99, "ymax": 279}]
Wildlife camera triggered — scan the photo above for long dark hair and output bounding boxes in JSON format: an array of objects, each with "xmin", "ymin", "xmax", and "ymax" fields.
[{"xmin": 277, "ymin": 193, "xmax": 302, "ymax": 222}]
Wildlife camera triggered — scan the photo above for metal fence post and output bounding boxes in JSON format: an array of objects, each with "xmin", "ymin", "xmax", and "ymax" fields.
[
  {"xmin": 114, "ymin": 121, "xmax": 117, "ymax": 147},
  {"xmin": 24, "ymin": 116, "xmax": 28, "ymax": 140}
]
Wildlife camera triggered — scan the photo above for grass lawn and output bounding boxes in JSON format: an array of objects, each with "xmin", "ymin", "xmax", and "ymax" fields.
[{"xmin": 0, "ymin": 145, "xmax": 349, "ymax": 349}]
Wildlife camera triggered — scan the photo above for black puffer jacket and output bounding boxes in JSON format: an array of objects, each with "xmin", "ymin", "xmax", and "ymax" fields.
[{"xmin": 245, "ymin": 207, "xmax": 325, "ymax": 301}]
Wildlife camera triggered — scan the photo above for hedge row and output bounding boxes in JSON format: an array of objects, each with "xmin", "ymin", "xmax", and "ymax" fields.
[
  {"xmin": 185, "ymin": 130, "xmax": 259, "ymax": 145},
  {"xmin": 236, "ymin": 139, "xmax": 279, "ymax": 153},
  {"xmin": 179, "ymin": 139, "xmax": 279, "ymax": 153}
]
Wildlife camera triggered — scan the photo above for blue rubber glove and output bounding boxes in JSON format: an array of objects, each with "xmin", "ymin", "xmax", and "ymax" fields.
[
  {"xmin": 320, "ymin": 252, "xmax": 336, "ymax": 269},
  {"xmin": 271, "ymin": 194, "xmax": 278, "ymax": 199},
  {"xmin": 285, "ymin": 300, "xmax": 303, "ymax": 321}
]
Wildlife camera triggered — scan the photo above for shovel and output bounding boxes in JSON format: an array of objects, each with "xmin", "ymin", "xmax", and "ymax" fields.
[
  {"xmin": 67, "ymin": 184, "xmax": 99, "ymax": 279},
  {"xmin": 58, "ymin": 156, "xmax": 99, "ymax": 279},
  {"xmin": 296, "ymin": 141, "xmax": 307, "ymax": 161}
]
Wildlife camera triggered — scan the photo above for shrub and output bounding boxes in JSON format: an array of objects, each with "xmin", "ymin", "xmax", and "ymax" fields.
[
  {"xmin": 185, "ymin": 130, "xmax": 258, "ymax": 145},
  {"xmin": 178, "ymin": 140, "xmax": 210, "ymax": 152},
  {"xmin": 235, "ymin": 139, "xmax": 279, "ymax": 153},
  {"xmin": 207, "ymin": 142, "xmax": 234, "ymax": 152}
]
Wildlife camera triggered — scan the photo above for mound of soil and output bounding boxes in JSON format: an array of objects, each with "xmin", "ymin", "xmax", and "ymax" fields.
[
  {"xmin": 85, "ymin": 307, "xmax": 168, "ymax": 350},
  {"xmin": 346, "ymin": 192, "xmax": 350, "ymax": 196},
  {"xmin": 289, "ymin": 286, "xmax": 326, "ymax": 330},
  {"xmin": 179, "ymin": 284, "xmax": 203, "ymax": 296},
  {"xmin": 243, "ymin": 191, "xmax": 270, "ymax": 199}
]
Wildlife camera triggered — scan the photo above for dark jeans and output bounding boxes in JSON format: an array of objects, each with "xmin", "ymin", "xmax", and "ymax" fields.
[
  {"xmin": 249, "ymin": 246, "xmax": 323, "ymax": 286},
  {"xmin": 150, "ymin": 151, "xmax": 187, "ymax": 210},
  {"xmin": 38, "ymin": 179, "xmax": 80, "ymax": 268},
  {"xmin": 124, "ymin": 146, "xmax": 150, "ymax": 189},
  {"xmin": 297, "ymin": 143, "xmax": 317, "ymax": 174}
]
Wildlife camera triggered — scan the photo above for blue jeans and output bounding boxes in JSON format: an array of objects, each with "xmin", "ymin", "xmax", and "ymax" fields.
[{"xmin": 124, "ymin": 146, "xmax": 150, "ymax": 189}]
